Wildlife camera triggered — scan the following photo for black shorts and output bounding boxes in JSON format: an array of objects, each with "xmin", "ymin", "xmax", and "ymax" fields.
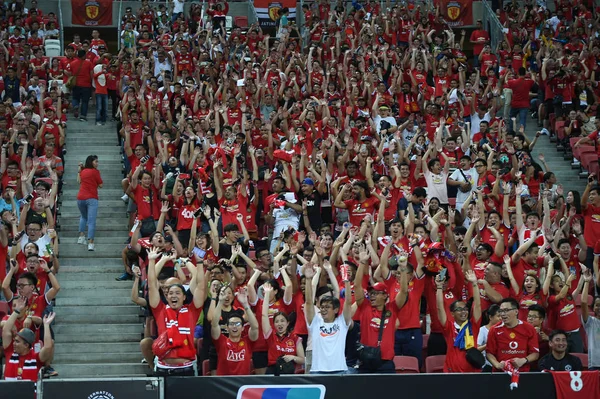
[{"xmin": 252, "ymin": 351, "xmax": 269, "ymax": 369}]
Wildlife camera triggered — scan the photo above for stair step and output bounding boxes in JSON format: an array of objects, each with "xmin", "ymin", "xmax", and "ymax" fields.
[
  {"xmin": 57, "ymin": 295, "xmax": 134, "ymax": 306},
  {"xmin": 57, "ymin": 222, "xmax": 130, "ymax": 233},
  {"xmin": 59, "ymin": 210, "xmax": 128, "ymax": 219},
  {"xmin": 56, "ymin": 272, "xmax": 131, "ymax": 282},
  {"xmin": 56, "ymin": 305, "xmax": 141, "ymax": 314},
  {"xmin": 54, "ymin": 332, "xmax": 142, "ymax": 343},
  {"xmin": 50, "ymin": 363, "xmax": 148, "ymax": 378},
  {"xmin": 53, "ymin": 352, "xmax": 143, "ymax": 364},
  {"xmin": 58, "ymin": 342, "xmax": 141, "ymax": 354},
  {"xmin": 58, "ymin": 314, "xmax": 142, "ymax": 324},
  {"xmin": 59, "ymin": 234, "xmax": 130, "ymax": 244},
  {"xmin": 54, "ymin": 323, "xmax": 142, "ymax": 335},
  {"xmin": 59, "ymin": 258, "xmax": 123, "ymax": 267},
  {"xmin": 59, "ymin": 280, "xmax": 138, "ymax": 289},
  {"xmin": 58, "ymin": 287, "xmax": 132, "ymax": 298}
]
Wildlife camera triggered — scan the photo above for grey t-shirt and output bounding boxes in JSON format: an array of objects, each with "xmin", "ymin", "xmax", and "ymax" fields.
[{"xmin": 584, "ymin": 315, "xmax": 600, "ymax": 368}]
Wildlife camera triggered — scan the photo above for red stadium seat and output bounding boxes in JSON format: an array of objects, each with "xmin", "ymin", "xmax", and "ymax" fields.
[
  {"xmin": 234, "ymin": 16, "xmax": 248, "ymax": 28},
  {"xmin": 588, "ymin": 160, "xmax": 600, "ymax": 178},
  {"xmin": 294, "ymin": 364, "xmax": 305, "ymax": 374},
  {"xmin": 555, "ymin": 121, "xmax": 566, "ymax": 141},
  {"xmin": 0, "ymin": 301, "xmax": 10, "ymax": 319},
  {"xmin": 393, "ymin": 356, "xmax": 420, "ymax": 373},
  {"xmin": 425, "ymin": 355, "xmax": 446, "ymax": 373},
  {"xmin": 202, "ymin": 359, "xmax": 210, "ymax": 376},
  {"xmin": 570, "ymin": 353, "xmax": 588, "ymax": 371},
  {"xmin": 448, "ymin": 198, "xmax": 456, "ymax": 207},
  {"xmin": 580, "ymin": 152, "xmax": 598, "ymax": 171},
  {"xmin": 421, "ymin": 334, "xmax": 429, "ymax": 369}
]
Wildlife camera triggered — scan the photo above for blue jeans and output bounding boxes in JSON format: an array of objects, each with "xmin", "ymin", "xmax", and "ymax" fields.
[
  {"xmin": 78, "ymin": 198, "xmax": 99, "ymax": 240},
  {"xmin": 394, "ymin": 328, "xmax": 423, "ymax": 369},
  {"xmin": 96, "ymin": 93, "xmax": 108, "ymax": 123},
  {"xmin": 72, "ymin": 86, "xmax": 92, "ymax": 118},
  {"xmin": 510, "ymin": 107, "xmax": 528, "ymax": 132}
]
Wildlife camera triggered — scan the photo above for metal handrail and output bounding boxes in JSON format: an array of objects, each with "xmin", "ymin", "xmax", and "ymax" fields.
[
  {"xmin": 248, "ymin": 0, "xmax": 259, "ymax": 25},
  {"xmin": 481, "ymin": 0, "xmax": 504, "ymax": 54},
  {"xmin": 57, "ymin": 0, "xmax": 64, "ymax": 50},
  {"xmin": 117, "ymin": 0, "xmax": 124, "ymax": 50}
]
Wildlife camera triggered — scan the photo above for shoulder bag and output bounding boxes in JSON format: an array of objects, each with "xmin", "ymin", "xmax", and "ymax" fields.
[{"xmin": 359, "ymin": 309, "xmax": 387, "ymax": 370}]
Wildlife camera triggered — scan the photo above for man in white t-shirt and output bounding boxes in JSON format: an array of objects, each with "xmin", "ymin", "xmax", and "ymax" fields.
[
  {"xmin": 422, "ymin": 147, "xmax": 450, "ymax": 205},
  {"xmin": 448, "ymin": 155, "xmax": 477, "ymax": 211},
  {"xmin": 470, "ymin": 104, "xmax": 492, "ymax": 138},
  {"xmin": 304, "ymin": 263, "xmax": 353, "ymax": 374},
  {"xmin": 581, "ymin": 272, "xmax": 600, "ymax": 370}
]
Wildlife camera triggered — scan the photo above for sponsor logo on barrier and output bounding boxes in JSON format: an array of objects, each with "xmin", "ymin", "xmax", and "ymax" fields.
[
  {"xmin": 88, "ymin": 391, "xmax": 116, "ymax": 399},
  {"xmin": 237, "ymin": 385, "xmax": 326, "ymax": 399}
]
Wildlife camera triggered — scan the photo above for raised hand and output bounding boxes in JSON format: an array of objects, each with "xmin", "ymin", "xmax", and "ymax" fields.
[
  {"xmin": 43, "ymin": 312, "xmax": 56, "ymax": 325},
  {"xmin": 465, "ymin": 270, "xmax": 477, "ymax": 284},
  {"xmin": 147, "ymin": 246, "xmax": 161, "ymax": 260}
]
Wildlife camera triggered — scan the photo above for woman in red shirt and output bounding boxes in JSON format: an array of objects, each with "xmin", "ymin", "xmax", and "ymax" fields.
[
  {"xmin": 261, "ymin": 285, "xmax": 305, "ymax": 375},
  {"xmin": 172, "ymin": 183, "xmax": 201, "ymax": 251},
  {"xmin": 76, "ymin": 155, "xmax": 103, "ymax": 251},
  {"xmin": 505, "ymin": 254, "xmax": 546, "ymax": 322}
]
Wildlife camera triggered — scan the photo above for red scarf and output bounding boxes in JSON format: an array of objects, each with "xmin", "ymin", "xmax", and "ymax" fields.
[{"xmin": 164, "ymin": 305, "xmax": 196, "ymax": 360}]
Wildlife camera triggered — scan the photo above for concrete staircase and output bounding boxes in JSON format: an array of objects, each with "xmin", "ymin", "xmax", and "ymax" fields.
[
  {"xmin": 54, "ymin": 115, "xmax": 147, "ymax": 378},
  {"xmin": 523, "ymin": 117, "xmax": 587, "ymax": 195}
]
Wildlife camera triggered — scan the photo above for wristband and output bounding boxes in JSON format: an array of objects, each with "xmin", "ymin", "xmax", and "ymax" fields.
[
  {"xmin": 14, "ymin": 309, "xmax": 20, "ymax": 314},
  {"xmin": 47, "ymin": 270, "xmax": 53, "ymax": 274},
  {"xmin": 410, "ymin": 243, "xmax": 418, "ymax": 248}
]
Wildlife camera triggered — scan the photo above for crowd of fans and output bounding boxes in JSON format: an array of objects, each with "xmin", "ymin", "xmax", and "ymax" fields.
[{"xmin": 1, "ymin": 0, "xmax": 600, "ymax": 383}]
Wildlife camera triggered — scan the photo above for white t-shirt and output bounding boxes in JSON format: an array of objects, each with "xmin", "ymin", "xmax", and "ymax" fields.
[
  {"xmin": 373, "ymin": 115, "xmax": 397, "ymax": 134},
  {"xmin": 308, "ymin": 313, "xmax": 349, "ymax": 372},
  {"xmin": 477, "ymin": 325, "xmax": 492, "ymax": 368},
  {"xmin": 173, "ymin": 0, "xmax": 185, "ymax": 14},
  {"xmin": 470, "ymin": 112, "xmax": 491, "ymax": 137},
  {"xmin": 584, "ymin": 315, "xmax": 600, "ymax": 368},
  {"xmin": 424, "ymin": 170, "xmax": 449, "ymax": 204},
  {"xmin": 21, "ymin": 234, "xmax": 52, "ymax": 256},
  {"xmin": 449, "ymin": 167, "xmax": 476, "ymax": 210}
]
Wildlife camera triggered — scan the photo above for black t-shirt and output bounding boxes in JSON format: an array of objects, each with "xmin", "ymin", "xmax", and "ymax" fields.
[
  {"xmin": 297, "ymin": 189, "xmax": 322, "ymax": 232},
  {"xmin": 538, "ymin": 353, "xmax": 583, "ymax": 372},
  {"xmin": 217, "ymin": 238, "xmax": 249, "ymax": 260}
]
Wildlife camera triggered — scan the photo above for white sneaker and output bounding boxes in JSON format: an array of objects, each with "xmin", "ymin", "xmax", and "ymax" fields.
[
  {"xmin": 121, "ymin": 194, "xmax": 129, "ymax": 203},
  {"xmin": 77, "ymin": 236, "xmax": 86, "ymax": 245},
  {"xmin": 88, "ymin": 243, "xmax": 95, "ymax": 251}
]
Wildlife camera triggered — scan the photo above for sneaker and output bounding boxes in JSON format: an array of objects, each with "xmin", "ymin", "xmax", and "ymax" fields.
[
  {"xmin": 44, "ymin": 366, "xmax": 59, "ymax": 378},
  {"xmin": 79, "ymin": 117, "xmax": 87, "ymax": 122},
  {"xmin": 88, "ymin": 243, "xmax": 95, "ymax": 251},
  {"xmin": 77, "ymin": 236, "xmax": 86, "ymax": 245},
  {"xmin": 121, "ymin": 194, "xmax": 129, "ymax": 203},
  {"xmin": 540, "ymin": 128, "xmax": 550, "ymax": 135},
  {"xmin": 141, "ymin": 358, "xmax": 148, "ymax": 364},
  {"xmin": 116, "ymin": 272, "xmax": 133, "ymax": 281},
  {"xmin": 96, "ymin": 122, "xmax": 102, "ymax": 126}
]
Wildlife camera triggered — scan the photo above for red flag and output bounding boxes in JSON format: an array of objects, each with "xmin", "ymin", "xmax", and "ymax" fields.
[
  {"xmin": 435, "ymin": 0, "xmax": 473, "ymax": 27},
  {"xmin": 72, "ymin": 0, "xmax": 112, "ymax": 26}
]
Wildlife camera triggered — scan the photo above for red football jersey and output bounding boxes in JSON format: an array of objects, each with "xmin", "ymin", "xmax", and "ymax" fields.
[
  {"xmin": 552, "ymin": 371, "xmax": 600, "ymax": 399},
  {"xmin": 214, "ymin": 334, "xmax": 254, "ymax": 376},
  {"xmin": 486, "ymin": 320, "xmax": 539, "ymax": 372}
]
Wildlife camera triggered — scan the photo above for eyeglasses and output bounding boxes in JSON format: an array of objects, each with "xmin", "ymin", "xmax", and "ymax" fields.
[
  {"xmin": 228, "ymin": 321, "xmax": 242, "ymax": 327},
  {"xmin": 16, "ymin": 283, "xmax": 33, "ymax": 288},
  {"xmin": 452, "ymin": 307, "xmax": 468, "ymax": 312},
  {"xmin": 527, "ymin": 314, "xmax": 540, "ymax": 319},
  {"xmin": 319, "ymin": 304, "xmax": 333, "ymax": 310},
  {"xmin": 498, "ymin": 308, "xmax": 517, "ymax": 314}
]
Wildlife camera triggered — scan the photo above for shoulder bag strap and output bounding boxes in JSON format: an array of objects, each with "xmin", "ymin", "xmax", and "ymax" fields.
[{"xmin": 376, "ymin": 309, "xmax": 387, "ymax": 347}]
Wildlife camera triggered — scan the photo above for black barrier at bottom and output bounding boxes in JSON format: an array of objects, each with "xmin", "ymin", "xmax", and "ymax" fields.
[
  {"xmin": 0, "ymin": 381, "xmax": 36, "ymax": 399},
  {"xmin": 41, "ymin": 378, "xmax": 162, "ymax": 399},
  {"xmin": 165, "ymin": 373, "xmax": 557, "ymax": 399}
]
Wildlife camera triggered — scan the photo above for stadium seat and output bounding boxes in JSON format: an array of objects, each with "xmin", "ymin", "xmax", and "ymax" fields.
[
  {"xmin": 570, "ymin": 353, "xmax": 588, "ymax": 371},
  {"xmin": 393, "ymin": 356, "xmax": 420, "ymax": 373},
  {"xmin": 448, "ymin": 198, "xmax": 456, "ymax": 207},
  {"xmin": 555, "ymin": 121, "xmax": 566, "ymax": 142},
  {"xmin": 45, "ymin": 39, "xmax": 60, "ymax": 47},
  {"xmin": 421, "ymin": 334, "xmax": 429, "ymax": 367},
  {"xmin": 580, "ymin": 152, "xmax": 598, "ymax": 171},
  {"xmin": 294, "ymin": 364, "xmax": 304, "ymax": 374},
  {"xmin": 571, "ymin": 141, "xmax": 595, "ymax": 161},
  {"xmin": 0, "ymin": 301, "xmax": 9, "ymax": 319},
  {"xmin": 45, "ymin": 44, "xmax": 61, "ymax": 57},
  {"xmin": 588, "ymin": 160, "xmax": 600, "ymax": 178},
  {"xmin": 425, "ymin": 355, "xmax": 446, "ymax": 373},
  {"xmin": 202, "ymin": 359, "xmax": 210, "ymax": 376},
  {"xmin": 234, "ymin": 16, "xmax": 248, "ymax": 28}
]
